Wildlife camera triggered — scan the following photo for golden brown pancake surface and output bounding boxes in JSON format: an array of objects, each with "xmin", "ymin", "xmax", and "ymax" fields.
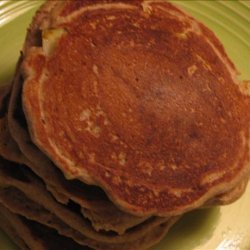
[{"xmin": 22, "ymin": 1, "xmax": 250, "ymax": 216}]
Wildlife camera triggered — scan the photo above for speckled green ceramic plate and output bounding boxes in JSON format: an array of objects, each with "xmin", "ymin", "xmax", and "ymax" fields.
[{"xmin": 0, "ymin": 1, "xmax": 249, "ymax": 250}]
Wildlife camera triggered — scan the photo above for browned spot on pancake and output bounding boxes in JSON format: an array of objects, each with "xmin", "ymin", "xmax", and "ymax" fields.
[{"xmin": 22, "ymin": 2, "xmax": 250, "ymax": 215}]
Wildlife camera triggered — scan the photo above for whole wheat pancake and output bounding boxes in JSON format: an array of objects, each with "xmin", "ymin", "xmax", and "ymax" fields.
[
  {"xmin": 204, "ymin": 178, "xmax": 249, "ymax": 207},
  {"xmin": 21, "ymin": 0, "xmax": 250, "ymax": 216},
  {"xmin": 0, "ymin": 156, "xmax": 171, "ymax": 245},
  {"xmin": 0, "ymin": 192, "xmax": 177, "ymax": 250},
  {"xmin": 0, "ymin": 204, "xmax": 178, "ymax": 250},
  {"xmin": 0, "ymin": 188, "xmax": 174, "ymax": 250},
  {"xmin": 0, "ymin": 205, "xmax": 90, "ymax": 250}
]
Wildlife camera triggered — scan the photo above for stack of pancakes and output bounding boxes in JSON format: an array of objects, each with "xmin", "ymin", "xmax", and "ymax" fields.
[{"xmin": 0, "ymin": 1, "xmax": 249, "ymax": 249}]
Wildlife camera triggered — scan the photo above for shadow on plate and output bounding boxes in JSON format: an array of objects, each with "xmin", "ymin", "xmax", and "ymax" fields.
[{"xmin": 154, "ymin": 207, "xmax": 221, "ymax": 250}]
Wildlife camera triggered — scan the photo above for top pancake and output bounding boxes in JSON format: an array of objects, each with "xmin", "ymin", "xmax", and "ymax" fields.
[{"xmin": 22, "ymin": 0, "xmax": 250, "ymax": 216}]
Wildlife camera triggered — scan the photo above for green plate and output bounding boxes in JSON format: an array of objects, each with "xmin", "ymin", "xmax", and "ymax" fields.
[{"xmin": 0, "ymin": 1, "xmax": 249, "ymax": 250}]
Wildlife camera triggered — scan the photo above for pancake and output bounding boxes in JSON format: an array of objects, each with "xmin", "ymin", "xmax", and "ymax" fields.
[
  {"xmin": 0, "ymin": 156, "xmax": 172, "ymax": 245},
  {"xmin": 0, "ymin": 192, "xmax": 178, "ymax": 250},
  {"xmin": 1, "ymin": 1, "xmax": 249, "ymax": 249},
  {"xmin": 0, "ymin": 185, "xmax": 178, "ymax": 250},
  {"xmin": 0, "ymin": 187, "xmax": 87, "ymax": 247},
  {"xmin": 21, "ymin": 0, "xmax": 250, "ymax": 216},
  {"xmin": 0, "ymin": 204, "xmax": 177, "ymax": 250},
  {"xmin": 204, "ymin": 177, "xmax": 249, "ymax": 207},
  {"xmin": 0, "ymin": 205, "xmax": 90, "ymax": 250}
]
